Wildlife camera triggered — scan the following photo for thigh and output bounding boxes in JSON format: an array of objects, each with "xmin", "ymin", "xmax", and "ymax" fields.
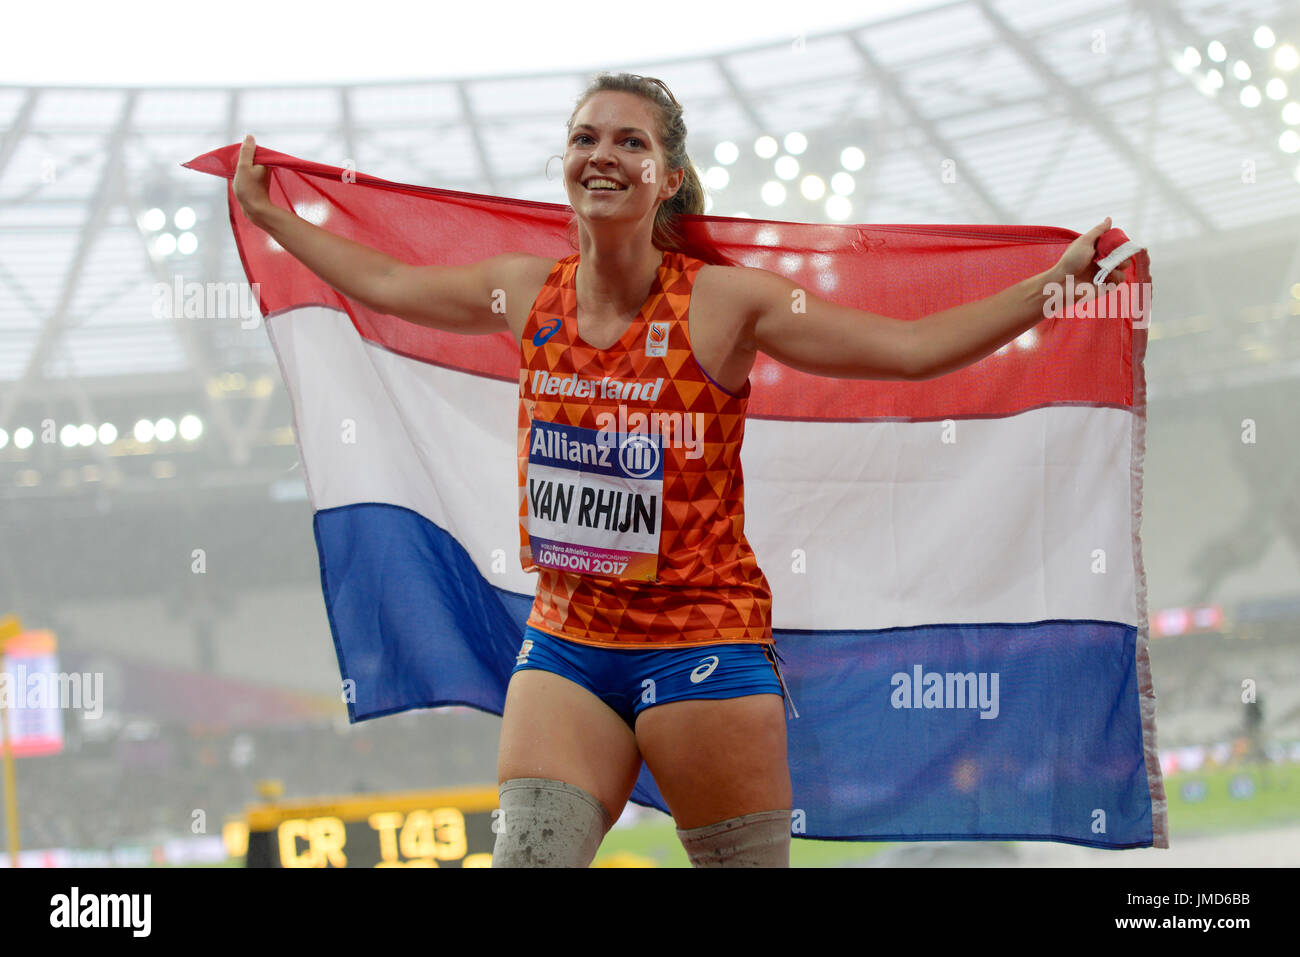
[
  {"xmin": 634, "ymin": 692, "xmax": 791, "ymax": 830},
  {"xmin": 498, "ymin": 668, "xmax": 643, "ymax": 825}
]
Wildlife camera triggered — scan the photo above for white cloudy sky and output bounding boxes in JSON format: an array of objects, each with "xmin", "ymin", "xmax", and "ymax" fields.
[{"xmin": 9, "ymin": 0, "xmax": 946, "ymax": 85}]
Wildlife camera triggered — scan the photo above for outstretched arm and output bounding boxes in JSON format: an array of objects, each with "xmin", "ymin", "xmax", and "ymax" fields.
[
  {"xmin": 905, "ymin": 218, "xmax": 1112, "ymax": 380},
  {"xmin": 734, "ymin": 218, "xmax": 1112, "ymax": 382},
  {"xmin": 721, "ymin": 266, "xmax": 916, "ymax": 381},
  {"xmin": 232, "ymin": 133, "xmax": 522, "ymax": 335}
]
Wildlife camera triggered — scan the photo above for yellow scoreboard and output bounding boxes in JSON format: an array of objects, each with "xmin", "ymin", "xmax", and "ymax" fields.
[{"xmin": 240, "ymin": 785, "xmax": 499, "ymax": 868}]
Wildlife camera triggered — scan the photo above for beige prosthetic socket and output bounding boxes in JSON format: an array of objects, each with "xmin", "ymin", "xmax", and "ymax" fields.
[
  {"xmin": 676, "ymin": 809, "xmax": 792, "ymax": 867},
  {"xmin": 491, "ymin": 777, "xmax": 613, "ymax": 867}
]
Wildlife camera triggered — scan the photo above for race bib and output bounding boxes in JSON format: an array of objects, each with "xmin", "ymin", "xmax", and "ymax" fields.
[{"xmin": 524, "ymin": 420, "xmax": 663, "ymax": 581}]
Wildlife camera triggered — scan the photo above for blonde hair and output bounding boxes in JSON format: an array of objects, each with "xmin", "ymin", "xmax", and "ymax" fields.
[{"xmin": 561, "ymin": 72, "xmax": 706, "ymax": 252}]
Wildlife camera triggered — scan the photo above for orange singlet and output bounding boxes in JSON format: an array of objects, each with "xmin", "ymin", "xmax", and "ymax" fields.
[{"xmin": 517, "ymin": 247, "xmax": 773, "ymax": 648}]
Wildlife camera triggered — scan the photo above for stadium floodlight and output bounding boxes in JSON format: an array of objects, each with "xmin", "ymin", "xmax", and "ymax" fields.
[
  {"xmin": 784, "ymin": 132, "xmax": 807, "ymax": 155},
  {"xmin": 1197, "ymin": 69, "xmax": 1224, "ymax": 95},
  {"xmin": 831, "ymin": 172, "xmax": 856, "ymax": 195},
  {"xmin": 714, "ymin": 141, "xmax": 739, "ymax": 165},
  {"xmin": 15, "ymin": 427, "xmax": 34, "ymax": 450},
  {"xmin": 800, "ymin": 175, "xmax": 826, "ymax": 200},
  {"xmin": 98, "ymin": 423, "xmax": 118, "ymax": 445},
  {"xmin": 1241, "ymin": 86, "xmax": 1262, "ymax": 108},
  {"xmin": 825, "ymin": 195, "xmax": 851, "ymax": 221},
  {"xmin": 179, "ymin": 415, "xmax": 203, "ymax": 441},
  {"xmin": 174, "ymin": 206, "xmax": 196, "ymax": 229},
  {"xmin": 133, "ymin": 419, "xmax": 155, "ymax": 442},
  {"xmin": 1254, "ymin": 26, "xmax": 1275, "ymax": 49},
  {"xmin": 1276, "ymin": 44, "xmax": 1299, "ymax": 72},
  {"xmin": 840, "ymin": 146, "xmax": 865, "ymax": 171},
  {"xmin": 774, "ymin": 155, "xmax": 799, "ymax": 180},
  {"xmin": 760, "ymin": 180, "xmax": 786, "ymax": 206},
  {"xmin": 141, "ymin": 207, "xmax": 166, "ymax": 231},
  {"xmin": 1207, "ymin": 41, "xmax": 1226, "ymax": 62},
  {"xmin": 1267, "ymin": 79, "xmax": 1287, "ymax": 100},
  {"xmin": 754, "ymin": 135, "xmax": 778, "ymax": 159},
  {"xmin": 293, "ymin": 201, "xmax": 329, "ymax": 225},
  {"xmin": 78, "ymin": 424, "xmax": 97, "ymax": 446},
  {"xmin": 154, "ymin": 417, "xmax": 177, "ymax": 442},
  {"xmin": 60, "ymin": 424, "xmax": 79, "ymax": 447},
  {"xmin": 177, "ymin": 232, "xmax": 198, "ymax": 255}
]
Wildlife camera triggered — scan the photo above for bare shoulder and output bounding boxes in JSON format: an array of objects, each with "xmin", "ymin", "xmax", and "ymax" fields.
[
  {"xmin": 494, "ymin": 252, "xmax": 558, "ymax": 345},
  {"xmin": 695, "ymin": 262, "xmax": 792, "ymax": 310},
  {"xmin": 496, "ymin": 250, "xmax": 556, "ymax": 283},
  {"xmin": 693, "ymin": 262, "xmax": 791, "ymax": 350}
]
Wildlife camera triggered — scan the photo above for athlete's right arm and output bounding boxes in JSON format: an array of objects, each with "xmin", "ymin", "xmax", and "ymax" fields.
[
  {"xmin": 233, "ymin": 133, "xmax": 527, "ymax": 336},
  {"xmin": 378, "ymin": 253, "xmax": 535, "ymax": 335}
]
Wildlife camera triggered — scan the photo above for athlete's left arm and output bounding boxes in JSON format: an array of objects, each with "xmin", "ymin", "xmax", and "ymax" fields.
[
  {"xmin": 737, "ymin": 218, "xmax": 1111, "ymax": 381},
  {"xmin": 720, "ymin": 265, "xmax": 915, "ymax": 381}
]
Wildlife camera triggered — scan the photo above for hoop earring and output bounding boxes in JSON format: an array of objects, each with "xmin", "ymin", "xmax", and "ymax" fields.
[{"xmin": 544, "ymin": 154, "xmax": 563, "ymax": 180}]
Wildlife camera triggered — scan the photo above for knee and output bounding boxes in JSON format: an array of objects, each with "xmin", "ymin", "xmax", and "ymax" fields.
[
  {"xmin": 491, "ymin": 777, "xmax": 613, "ymax": 868},
  {"xmin": 676, "ymin": 809, "xmax": 791, "ymax": 868}
]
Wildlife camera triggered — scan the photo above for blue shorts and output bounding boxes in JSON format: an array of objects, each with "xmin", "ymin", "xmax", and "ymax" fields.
[{"xmin": 510, "ymin": 625, "xmax": 791, "ymax": 731}]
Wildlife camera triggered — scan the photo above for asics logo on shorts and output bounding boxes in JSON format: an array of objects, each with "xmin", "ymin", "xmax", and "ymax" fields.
[
  {"xmin": 516, "ymin": 639, "xmax": 534, "ymax": 665},
  {"xmin": 689, "ymin": 655, "xmax": 720, "ymax": 684}
]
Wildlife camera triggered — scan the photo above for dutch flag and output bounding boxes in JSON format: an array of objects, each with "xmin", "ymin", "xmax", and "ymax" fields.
[{"xmin": 183, "ymin": 143, "xmax": 1166, "ymax": 847}]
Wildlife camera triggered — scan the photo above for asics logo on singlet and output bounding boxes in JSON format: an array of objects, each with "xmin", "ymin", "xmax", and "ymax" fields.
[
  {"xmin": 690, "ymin": 655, "xmax": 720, "ymax": 684},
  {"xmin": 532, "ymin": 318, "xmax": 562, "ymax": 346}
]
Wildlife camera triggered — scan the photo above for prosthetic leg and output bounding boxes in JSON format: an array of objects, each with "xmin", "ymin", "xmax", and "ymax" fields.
[
  {"xmin": 491, "ymin": 777, "xmax": 613, "ymax": 867},
  {"xmin": 676, "ymin": 809, "xmax": 792, "ymax": 867}
]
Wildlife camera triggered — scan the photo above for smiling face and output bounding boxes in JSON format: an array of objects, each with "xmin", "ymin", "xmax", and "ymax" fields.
[{"xmin": 563, "ymin": 90, "xmax": 684, "ymax": 235}]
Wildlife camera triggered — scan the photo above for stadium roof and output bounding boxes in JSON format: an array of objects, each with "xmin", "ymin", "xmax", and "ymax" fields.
[{"xmin": 1, "ymin": 0, "xmax": 1298, "ymax": 477}]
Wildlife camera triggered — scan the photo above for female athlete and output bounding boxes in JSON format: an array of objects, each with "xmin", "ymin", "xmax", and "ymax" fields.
[{"xmin": 233, "ymin": 72, "xmax": 1112, "ymax": 867}]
